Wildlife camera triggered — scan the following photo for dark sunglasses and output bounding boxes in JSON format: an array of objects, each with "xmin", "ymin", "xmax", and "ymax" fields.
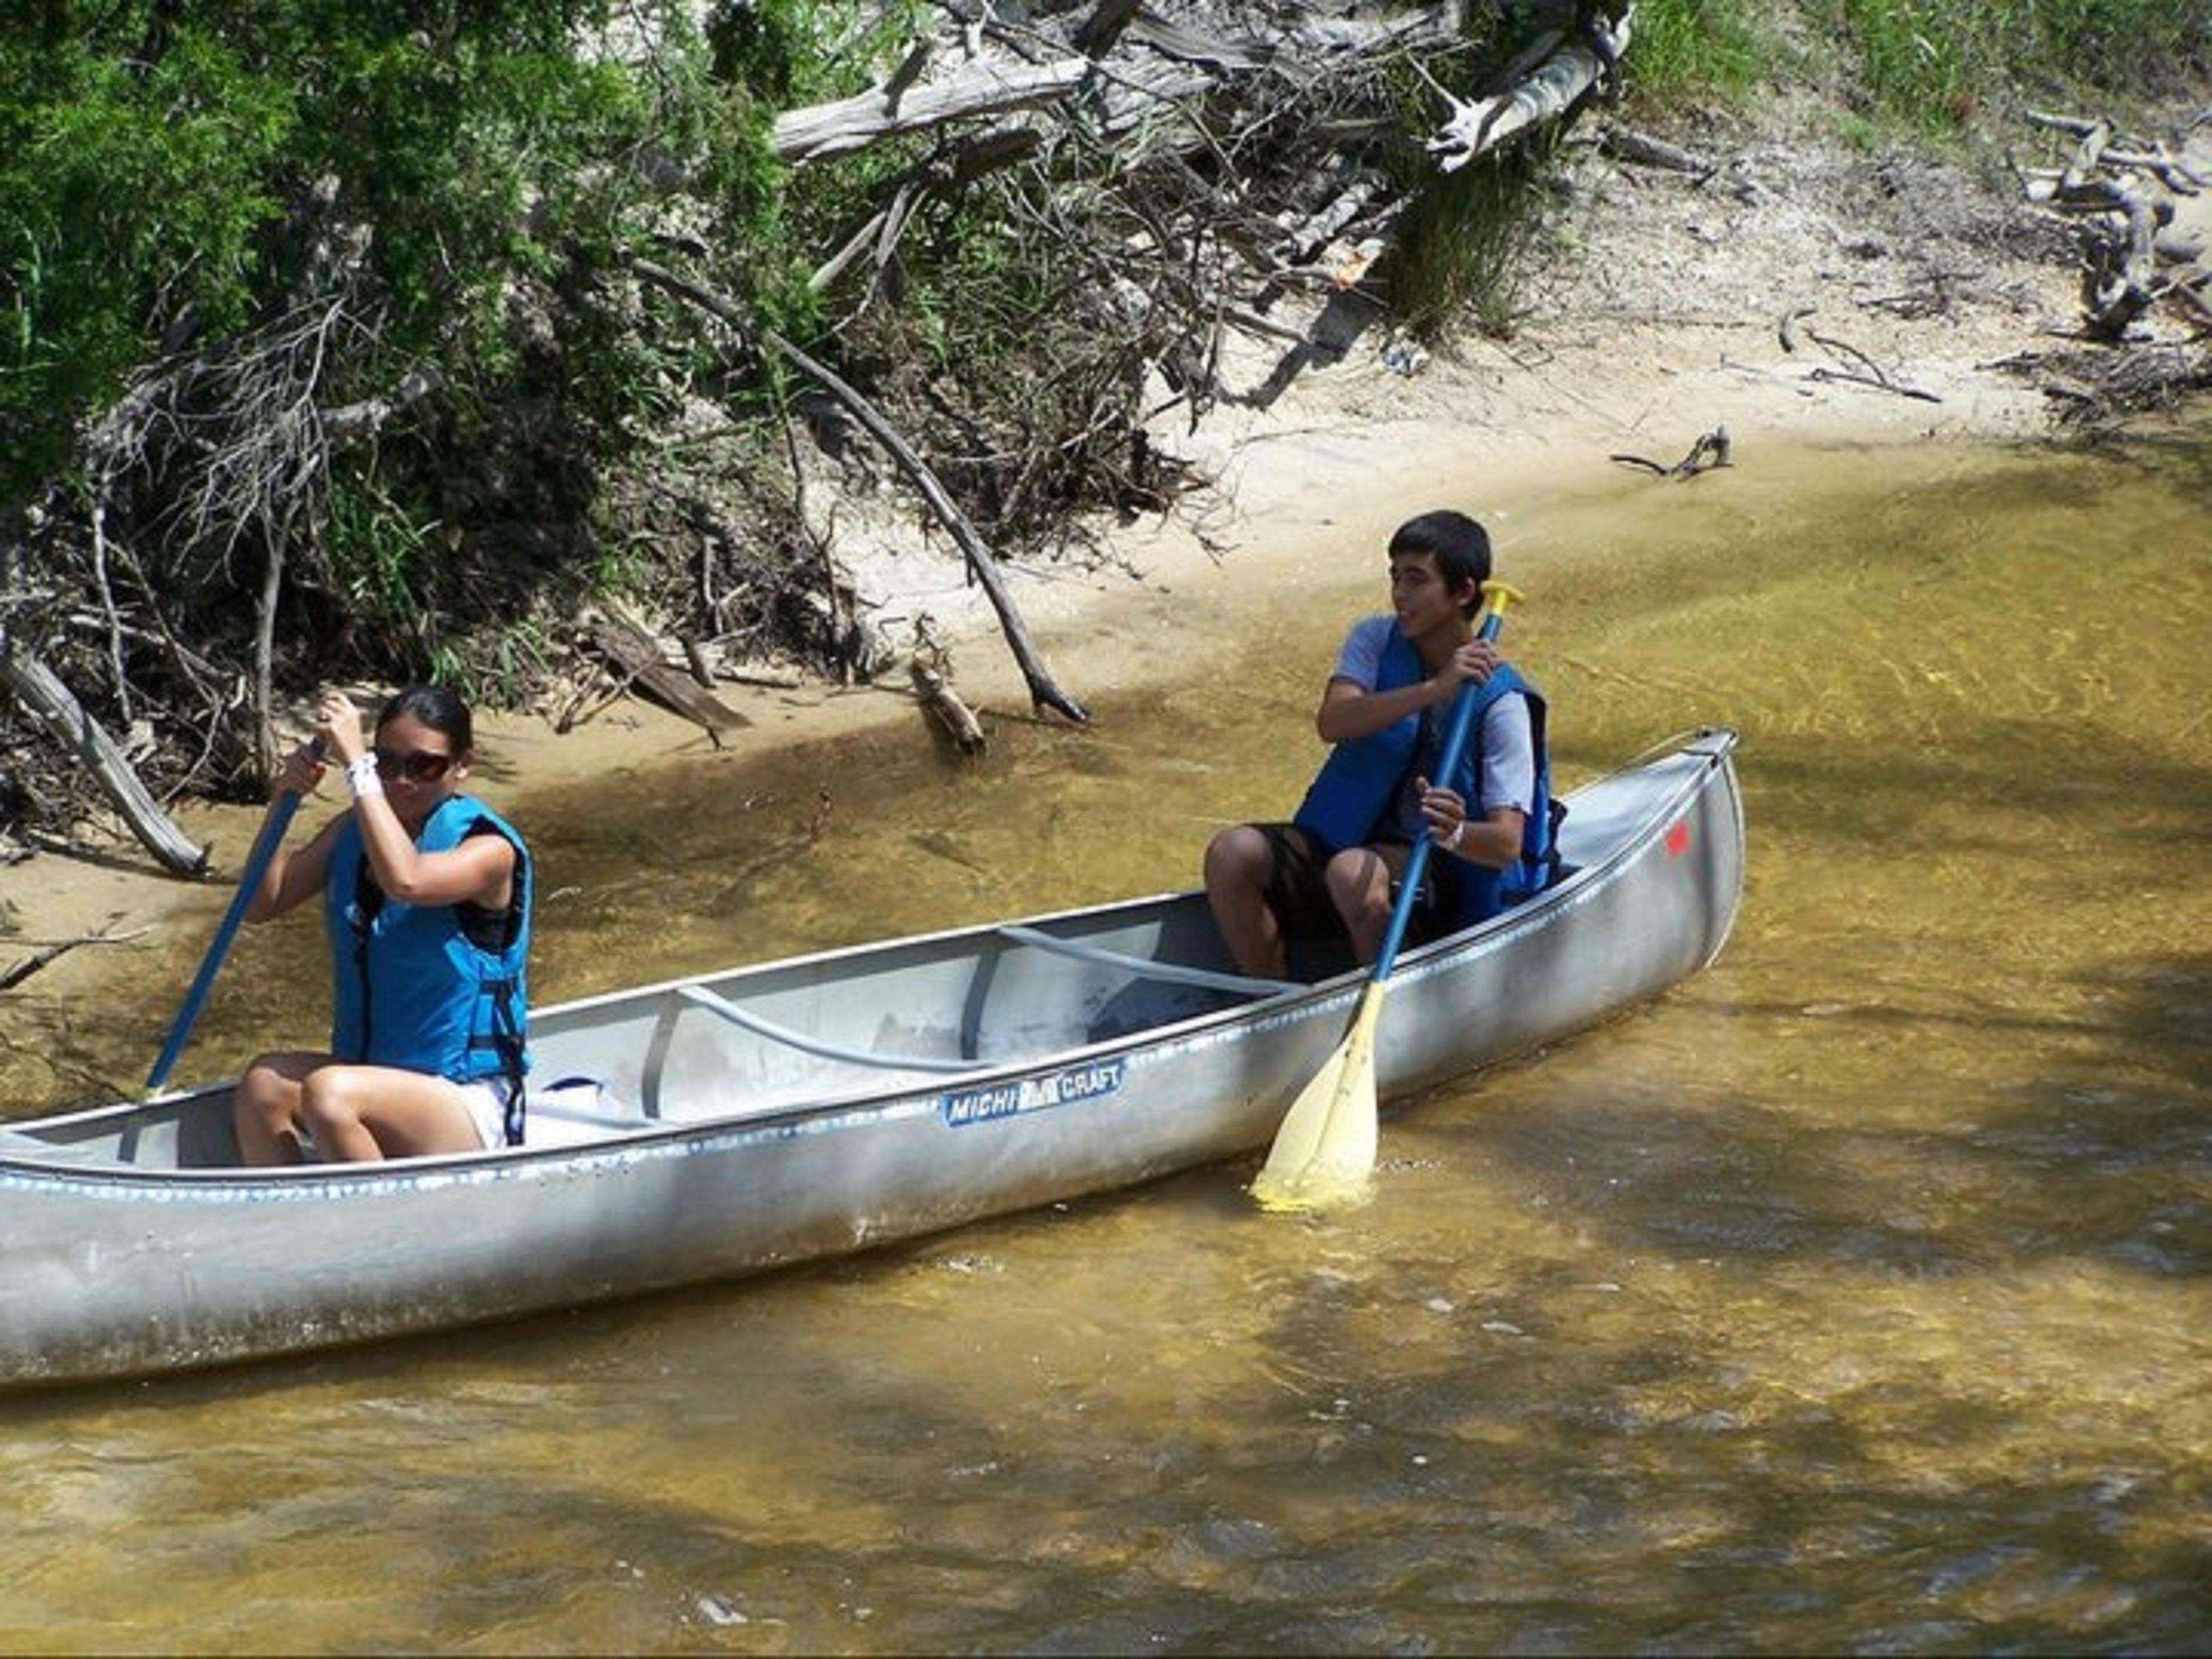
[{"xmin": 373, "ymin": 747, "xmax": 454, "ymax": 783}]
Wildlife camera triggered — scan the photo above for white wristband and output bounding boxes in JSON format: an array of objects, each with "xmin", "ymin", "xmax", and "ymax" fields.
[
  {"xmin": 1445, "ymin": 821, "xmax": 1465, "ymax": 851},
  {"xmin": 344, "ymin": 755, "xmax": 383, "ymax": 799}
]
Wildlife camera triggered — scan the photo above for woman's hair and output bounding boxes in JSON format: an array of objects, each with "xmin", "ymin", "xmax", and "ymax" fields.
[
  {"xmin": 1389, "ymin": 510, "xmax": 1492, "ymax": 615},
  {"xmin": 376, "ymin": 684, "xmax": 473, "ymax": 752}
]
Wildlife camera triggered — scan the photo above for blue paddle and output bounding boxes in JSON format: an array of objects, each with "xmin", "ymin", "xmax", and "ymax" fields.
[
  {"xmin": 146, "ymin": 744, "xmax": 320, "ymax": 1092},
  {"xmin": 1251, "ymin": 581, "xmax": 1521, "ymax": 1211}
]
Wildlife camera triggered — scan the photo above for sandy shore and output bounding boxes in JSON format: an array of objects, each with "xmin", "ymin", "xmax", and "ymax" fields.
[{"xmin": 1, "ymin": 121, "xmax": 2085, "ymax": 1027}]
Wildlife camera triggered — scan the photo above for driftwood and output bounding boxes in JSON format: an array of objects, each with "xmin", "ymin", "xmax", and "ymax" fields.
[
  {"xmin": 911, "ymin": 660, "xmax": 988, "ymax": 756},
  {"xmin": 550, "ymin": 658, "xmax": 627, "ymax": 735},
  {"xmin": 2022, "ymin": 109, "xmax": 2212, "ymax": 342},
  {"xmin": 1777, "ymin": 306, "xmax": 1940, "ymax": 402},
  {"xmin": 767, "ymin": 0, "xmax": 1323, "ymax": 169},
  {"xmin": 576, "ymin": 605, "xmax": 748, "ymax": 739},
  {"xmin": 1610, "ymin": 425, "xmax": 1730, "ymax": 479},
  {"xmin": 1427, "ymin": 7, "xmax": 1633, "ymax": 172},
  {"xmin": 0, "ymin": 628, "xmax": 206, "ymax": 874},
  {"xmin": 1991, "ymin": 341, "xmax": 2212, "ymax": 425},
  {"xmin": 710, "ymin": 661, "xmax": 803, "ymax": 691},
  {"xmin": 0, "ymin": 922, "xmax": 151, "ymax": 994},
  {"xmin": 772, "ymin": 56, "xmax": 1094, "ymax": 165},
  {"xmin": 679, "ymin": 634, "xmax": 716, "ymax": 690}
]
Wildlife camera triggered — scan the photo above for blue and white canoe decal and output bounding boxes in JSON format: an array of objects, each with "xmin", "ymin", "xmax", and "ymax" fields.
[{"xmin": 938, "ymin": 1058, "xmax": 1128, "ymax": 1127}]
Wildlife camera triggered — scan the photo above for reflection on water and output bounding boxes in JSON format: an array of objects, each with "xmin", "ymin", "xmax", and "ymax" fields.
[{"xmin": 4, "ymin": 428, "xmax": 2211, "ymax": 1652}]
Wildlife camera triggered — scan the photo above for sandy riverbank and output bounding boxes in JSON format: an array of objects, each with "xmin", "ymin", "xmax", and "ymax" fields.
[{"xmin": 1, "ymin": 115, "xmax": 2090, "ymax": 1037}]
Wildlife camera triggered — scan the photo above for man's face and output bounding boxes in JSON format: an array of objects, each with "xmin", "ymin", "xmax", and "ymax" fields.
[{"xmin": 1389, "ymin": 550, "xmax": 1470, "ymax": 632}]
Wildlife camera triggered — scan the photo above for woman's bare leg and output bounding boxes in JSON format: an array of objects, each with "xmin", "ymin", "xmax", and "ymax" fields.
[
  {"xmin": 234, "ymin": 1051, "xmax": 324, "ymax": 1166},
  {"xmin": 296, "ymin": 1065, "xmax": 487, "ymax": 1161},
  {"xmin": 235, "ymin": 1056, "xmax": 486, "ymax": 1164}
]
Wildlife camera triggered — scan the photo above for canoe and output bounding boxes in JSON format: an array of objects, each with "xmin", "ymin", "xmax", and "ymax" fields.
[{"xmin": 0, "ymin": 728, "xmax": 1744, "ymax": 1390}]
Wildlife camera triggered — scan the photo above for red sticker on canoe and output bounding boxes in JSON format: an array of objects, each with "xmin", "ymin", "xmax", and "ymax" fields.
[{"xmin": 1665, "ymin": 821, "xmax": 1692, "ymax": 858}]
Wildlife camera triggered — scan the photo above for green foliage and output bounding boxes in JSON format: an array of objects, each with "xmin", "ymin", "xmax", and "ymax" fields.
[
  {"xmin": 707, "ymin": 0, "xmax": 925, "ymax": 108},
  {"xmin": 0, "ymin": 0, "xmax": 846, "ymax": 736},
  {"xmin": 1391, "ymin": 146, "xmax": 1558, "ymax": 340},
  {"xmin": 1619, "ymin": 0, "xmax": 1769, "ymax": 103},
  {"xmin": 1815, "ymin": 0, "xmax": 2212, "ymax": 134},
  {"xmin": 1, "ymin": 13, "xmax": 290, "ymax": 488},
  {"xmin": 0, "ymin": 1, "xmax": 811, "ymax": 506},
  {"xmin": 325, "ymin": 474, "xmax": 436, "ymax": 626}
]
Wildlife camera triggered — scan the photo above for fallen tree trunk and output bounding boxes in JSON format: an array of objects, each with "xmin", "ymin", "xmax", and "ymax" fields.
[
  {"xmin": 626, "ymin": 255, "xmax": 1089, "ymax": 725},
  {"xmin": 1427, "ymin": 9, "xmax": 1633, "ymax": 171},
  {"xmin": 0, "ymin": 630, "xmax": 207, "ymax": 874},
  {"xmin": 772, "ymin": 56, "xmax": 1093, "ymax": 165},
  {"xmin": 2022, "ymin": 109, "xmax": 2212, "ymax": 342},
  {"xmin": 765, "ymin": 330, "xmax": 1090, "ymax": 725}
]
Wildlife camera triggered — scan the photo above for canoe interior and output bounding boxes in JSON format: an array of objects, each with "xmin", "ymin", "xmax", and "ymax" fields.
[{"xmin": 2, "ymin": 729, "xmax": 1741, "ymax": 1179}]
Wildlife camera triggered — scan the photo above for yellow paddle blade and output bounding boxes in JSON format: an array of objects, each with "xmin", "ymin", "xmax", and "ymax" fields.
[{"xmin": 1250, "ymin": 982, "xmax": 1386, "ymax": 1212}]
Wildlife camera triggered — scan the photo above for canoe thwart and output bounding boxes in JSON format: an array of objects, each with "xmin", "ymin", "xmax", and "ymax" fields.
[
  {"xmin": 675, "ymin": 983, "xmax": 986, "ymax": 1074},
  {"xmin": 993, "ymin": 925, "xmax": 1300, "ymax": 998}
]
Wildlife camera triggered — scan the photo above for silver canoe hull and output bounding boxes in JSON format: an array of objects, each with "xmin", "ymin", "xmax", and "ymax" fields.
[{"xmin": 0, "ymin": 730, "xmax": 1744, "ymax": 1389}]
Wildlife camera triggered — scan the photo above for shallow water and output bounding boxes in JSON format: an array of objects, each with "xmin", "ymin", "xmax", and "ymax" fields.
[{"xmin": 4, "ymin": 427, "xmax": 2211, "ymax": 1652}]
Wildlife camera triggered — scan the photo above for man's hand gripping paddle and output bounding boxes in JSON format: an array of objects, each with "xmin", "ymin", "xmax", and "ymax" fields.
[{"xmin": 1251, "ymin": 581, "xmax": 1522, "ymax": 1213}]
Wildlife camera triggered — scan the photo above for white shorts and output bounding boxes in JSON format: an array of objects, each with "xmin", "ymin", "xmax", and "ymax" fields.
[{"xmin": 454, "ymin": 1078, "xmax": 519, "ymax": 1149}]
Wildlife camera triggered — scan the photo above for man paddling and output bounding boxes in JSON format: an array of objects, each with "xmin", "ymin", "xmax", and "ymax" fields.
[{"xmin": 1203, "ymin": 509, "xmax": 1558, "ymax": 979}]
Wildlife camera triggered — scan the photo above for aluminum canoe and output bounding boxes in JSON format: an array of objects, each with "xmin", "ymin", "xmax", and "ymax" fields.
[{"xmin": 0, "ymin": 728, "xmax": 1744, "ymax": 1389}]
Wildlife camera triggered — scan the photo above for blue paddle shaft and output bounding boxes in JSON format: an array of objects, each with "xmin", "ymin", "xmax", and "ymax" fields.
[
  {"xmin": 146, "ymin": 747, "xmax": 319, "ymax": 1091},
  {"xmin": 1370, "ymin": 606, "xmax": 1509, "ymax": 979}
]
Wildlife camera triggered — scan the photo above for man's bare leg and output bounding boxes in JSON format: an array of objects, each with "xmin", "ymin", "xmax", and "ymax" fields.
[{"xmin": 1203, "ymin": 825, "xmax": 1288, "ymax": 979}]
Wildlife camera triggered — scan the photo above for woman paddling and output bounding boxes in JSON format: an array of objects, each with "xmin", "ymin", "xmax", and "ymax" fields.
[{"xmin": 232, "ymin": 685, "xmax": 532, "ymax": 1164}]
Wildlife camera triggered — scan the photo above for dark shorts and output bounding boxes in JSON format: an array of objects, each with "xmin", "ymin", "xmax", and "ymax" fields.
[{"xmin": 1253, "ymin": 823, "xmax": 1441, "ymax": 946}]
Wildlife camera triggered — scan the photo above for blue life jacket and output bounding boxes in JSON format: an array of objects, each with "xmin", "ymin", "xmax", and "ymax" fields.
[
  {"xmin": 323, "ymin": 793, "xmax": 532, "ymax": 1143},
  {"xmin": 1291, "ymin": 621, "xmax": 1558, "ymax": 929}
]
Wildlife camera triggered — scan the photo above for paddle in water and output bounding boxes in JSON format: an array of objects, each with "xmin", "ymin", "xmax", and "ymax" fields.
[
  {"xmin": 146, "ymin": 741, "xmax": 320, "ymax": 1092},
  {"xmin": 1251, "ymin": 581, "xmax": 1521, "ymax": 1212}
]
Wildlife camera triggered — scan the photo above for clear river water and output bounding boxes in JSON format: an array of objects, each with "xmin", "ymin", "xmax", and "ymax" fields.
[{"xmin": 3, "ymin": 425, "xmax": 2209, "ymax": 1652}]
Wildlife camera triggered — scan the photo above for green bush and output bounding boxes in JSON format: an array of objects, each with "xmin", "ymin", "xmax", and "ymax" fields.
[{"xmin": 1819, "ymin": 0, "xmax": 2212, "ymax": 133}]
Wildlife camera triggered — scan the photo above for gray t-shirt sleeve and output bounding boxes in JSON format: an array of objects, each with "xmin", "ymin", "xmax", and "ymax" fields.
[{"xmin": 1477, "ymin": 693, "xmax": 1536, "ymax": 816}]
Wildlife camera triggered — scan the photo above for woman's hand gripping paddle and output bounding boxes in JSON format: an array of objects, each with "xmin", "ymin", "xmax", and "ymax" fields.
[
  {"xmin": 146, "ymin": 742, "xmax": 321, "ymax": 1092},
  {"xmin": 1251, "ymin": 581, "xmax": 1522, "ymax": 1212}
]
